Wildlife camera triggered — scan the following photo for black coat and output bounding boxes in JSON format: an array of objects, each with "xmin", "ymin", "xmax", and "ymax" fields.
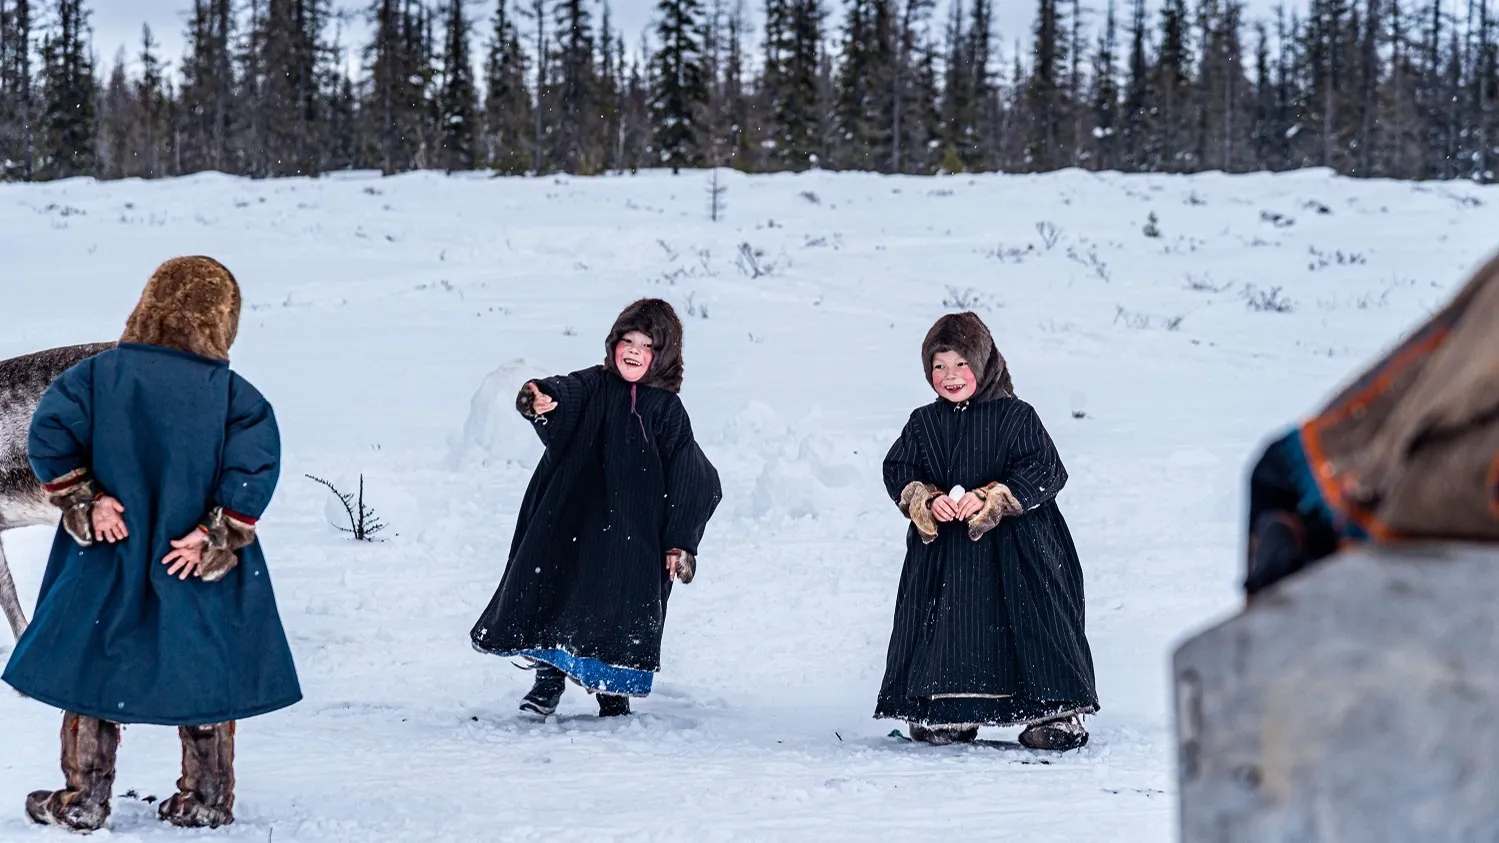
[
  {"xmin": 471, "ymin": 366, "xmax": 721, "ymax": 674},
  {"xmin": 876, "ymin": 396, "xmax": 1098, "ymax": 727}
]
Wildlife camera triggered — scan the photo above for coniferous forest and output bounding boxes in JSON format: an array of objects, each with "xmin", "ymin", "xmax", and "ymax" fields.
[{"xmin": 1, "ymin": 0, "xmax": 1497, "ymax": 182}]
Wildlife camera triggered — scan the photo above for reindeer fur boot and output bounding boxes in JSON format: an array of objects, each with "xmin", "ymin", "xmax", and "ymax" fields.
[
  {"xmin": 26, "ymin": 712, "xmax": 121, "ymax": 833},
  {"xmin": 159, "ymin": 722, "xmax": 236, "ymax": 828}
]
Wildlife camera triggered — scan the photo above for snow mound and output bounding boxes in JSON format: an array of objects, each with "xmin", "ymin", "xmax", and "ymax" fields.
[
  {"xmin": 725, "ymin": 405, "xmax": 875, "ymax": 520},
  {"xmin": 450, "ymin": 358, "xmax": 552, "ymax": 471}
]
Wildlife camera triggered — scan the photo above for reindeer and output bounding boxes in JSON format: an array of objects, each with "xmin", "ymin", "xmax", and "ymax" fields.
[{"xmin": 0, "ymin": 342, "xmax": 115, "ymax": 642}]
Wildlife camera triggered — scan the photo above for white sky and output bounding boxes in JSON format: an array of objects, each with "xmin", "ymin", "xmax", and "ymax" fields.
[{"xmin": 89, "ymin": 0, "xmax": 1300, "ymax": 79}]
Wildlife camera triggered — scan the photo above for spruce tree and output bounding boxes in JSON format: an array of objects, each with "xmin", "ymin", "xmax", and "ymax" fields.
[
  {"xmin": 437, "ymin": 0, "xmax": 477, "ymax": 171},
  {"xmin": 37, "ymin": 0, "xmax": 94, "ymax": 179},
  {"xmin": 650, "ymin": 0, "xmax": 709, "ymax": 170},
  {"xmin": 0, "ymin": 0, "xmax": 37, "ymax": 179},
  {"xmin": 483, "ymin": 0, "xmax": 533, "ymax": 173}
]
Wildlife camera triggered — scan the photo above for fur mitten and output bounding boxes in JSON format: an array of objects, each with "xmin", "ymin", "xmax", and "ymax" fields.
[
  {"xmin": 515, "ymin": 383, "xmax": 539, "ymax": 419},
  {"xmin": 967, "ymin": 482, "xmax": 1024, "ymax": 541},
  {"xmin": 669, "ymin": 549, "xmax": 697, "ymax": 583},
  {"xmin": 898, "ymin": 481, "xmax": 943, "ymax": 544},
  {"xmin": 198, "ymin": 507, "xmax": 257, "ymax": 582},
  {"xmin": 43, "ymin": 468, "xmax": 98, "ymax": 546}
]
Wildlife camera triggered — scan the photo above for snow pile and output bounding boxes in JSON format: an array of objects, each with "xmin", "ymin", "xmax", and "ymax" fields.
[
  {"xmin": 449, "ymin": 358, "xmax": 552, "ymax": 471},
  {"xmin": 719, "ymin": 403, "xmax": 877, "ymax": 520}
]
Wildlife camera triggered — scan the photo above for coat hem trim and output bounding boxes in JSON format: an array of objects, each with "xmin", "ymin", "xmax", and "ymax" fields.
[
  {"xmin": 0, "ymin": 681, "xmax": 302, "ymax": 726},
  {"xmin": 874, "ymin": 703, "xmax": 1097, "ymax": 730}
]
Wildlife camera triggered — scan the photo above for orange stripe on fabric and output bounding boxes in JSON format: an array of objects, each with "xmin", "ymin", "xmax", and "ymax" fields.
[
  {"xmin": 1298, "ymin": 326, "xmax": 1450, "ymax": 543},
  {"xmin": 1487, "ymin": 455, "xmax": 1499, "ymax": 521}
]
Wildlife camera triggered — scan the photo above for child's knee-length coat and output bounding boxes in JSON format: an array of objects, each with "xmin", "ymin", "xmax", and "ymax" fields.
[
  {"xmin": 876, "ymin": 396, "xmax": 1098, "ymax": 727},
  {"xmin": 2, "ymin": 343, "xmax": 301, "ymax": 726}
]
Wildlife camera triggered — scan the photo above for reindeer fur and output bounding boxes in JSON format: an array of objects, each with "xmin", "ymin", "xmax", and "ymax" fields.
[{"xmin": 0, "ymin": 343, "xmax": 115, "ymax": 642}]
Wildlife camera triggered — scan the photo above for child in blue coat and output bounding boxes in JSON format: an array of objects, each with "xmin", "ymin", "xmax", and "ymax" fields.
[{"xmin": 3, "ymin": 256, "xmax": 300, "ymax": 831}]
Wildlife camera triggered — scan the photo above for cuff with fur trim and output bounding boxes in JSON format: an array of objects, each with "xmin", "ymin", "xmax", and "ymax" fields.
[
  {"xmin": 898, "ymin": 481, "xmax": 942, "ymax": 544},
  {"xmin": 669, "ymin": 548, "xmax": 697, "ymax": 584},
  {"xmin": 43, "ymin": 469, "xmax": 99, "ymax": 546},
  {"xmin": 967, "ymin": 482, "xmax": 1024, "ymax": 541},
  {"xmin": 198, "ymin": 506, "xmax": 257, "ymax": 582}
]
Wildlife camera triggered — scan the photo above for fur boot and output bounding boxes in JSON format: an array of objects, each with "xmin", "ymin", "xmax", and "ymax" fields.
[
  {"xmin": 1018, "ymin": 714, "xmax": 1088, "ymax": 751},
  {"xmin": 596, "ymin": 693, "xmax": 631, "ymax": 717},
  {"xmin": 158, "ymin": 722, "xmax": 236, "ymax": 828},
  {"xmin": 520, "ymin": 664, "xmax": 567, "ymax": 717},
  {"xmin": 967, "ymin": 482, "xmax": 1024, "ymax": 541},
  {"xmin": 898, "ymin": 481, "xmax": 942, "ymax": 544},
  {"xmin": 42, "ymin": 468, "xmax": 98, "ymax": 546},
  {"xmin": 26, "ymin": 712, "xmax": 121, "ymax": 833},
  {"xmin": 198, "ymin": 506, "xmax": 256, "ymax": 582},
  {"xmin": 908, "ymin": 723, "xmax": 978, "ymax": 745}
]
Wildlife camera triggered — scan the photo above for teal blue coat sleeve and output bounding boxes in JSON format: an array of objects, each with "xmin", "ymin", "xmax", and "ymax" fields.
[
  {"xmin": 28, "ymin": 359, "xmax": 96, "ymax": 486},
  {"xmin": 216, "ymin": 374, "xmax": 281, "ymax": 521}
]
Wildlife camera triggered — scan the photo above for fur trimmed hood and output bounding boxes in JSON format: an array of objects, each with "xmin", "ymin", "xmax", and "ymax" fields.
[
  {"xmin": 120, "ymin": 256, "xmax": 242, "ymax": 361},
  {"xmin": 603, "ymin": 298, "xmax": 684, "ymax": 393},
  {"xmin": 921, "ymin": 311, "xmax": 1014, "ymax": 402}
]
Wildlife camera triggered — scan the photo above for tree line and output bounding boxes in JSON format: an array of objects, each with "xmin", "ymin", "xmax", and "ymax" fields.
[{"xmin": 0, "ymin": 0, "xmax": 1496, "ymax": 183}]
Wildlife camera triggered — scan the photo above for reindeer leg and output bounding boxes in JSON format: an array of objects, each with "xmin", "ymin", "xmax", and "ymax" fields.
[{"xmin": 0, "ymin": 536, "xmax": 28, "ymax": 641}]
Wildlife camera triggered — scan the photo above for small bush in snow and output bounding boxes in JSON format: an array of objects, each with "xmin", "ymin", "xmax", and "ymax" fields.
[
  {"xmin": 799, "ymin": 190, "xmax": 821, "ymax": 205},
  {"xmin": 306, "ymin": 474, "xmax": 388, "ymax": 541},
  {"xmin": 1302, "ymin": 199, "xmax": 1332, "ymax": 215},
  {"xmin": 1035, "ymin": 221, "xmax": 1062, "ymax": 250},
  {"xmin": 1307, "ymin": 246, "xmax": 1367, "ymax": 271},
  {"xmin": 686, "ymin": 291, "xmax": 710, "ymax": 319},
  {"xmin": 707, "ymin": 170, "xmax": 728, "ymax": 221},
  {"xmin": 735, "ymin": 242, "xmax": 775, "ymax": 278},
  {"xmin": 985, "ymin": 242, "xmax": 1037, "ymax": 263},
  {"xmin": 1185, "ymin": 273, "xmax": 1232, "ymax": 292},
  {"xmin": 943, "ymin": 286, "xmax": 994, "ymax": 310},
  {"xmin": 1114, "ymin": 306, "xmax": 1184, "ymax": 330},
  {"xmin": 1142, "ymin": 212, "xmax": 1161, "ymax": 238},
  {"xmin": 1243, "ymin": 285, "xmax": 1295, "ymax": 313},
  {"xmin": 1260, "ymin": 210, "xmax": 1295, "ymax": 228}
]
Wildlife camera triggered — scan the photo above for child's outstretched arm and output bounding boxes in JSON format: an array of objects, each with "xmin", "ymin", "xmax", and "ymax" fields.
[
  {"xmin": 514, "ymin": 369, "xmax": 600, "ymax": 449},
  {"xmin": 170, "ymin": 374, "xmax": 281, "ymax": 582},
  {"xmin": 883, "ymin": 415, "xmax": 941, "ymax": 544},
  {"xmin": 966, "ymin": 403, "xmax": 1068, "ymax": 540},
  {"xmin": 28, "ymin": 359, "xmax": 106, "ymax": 546}
]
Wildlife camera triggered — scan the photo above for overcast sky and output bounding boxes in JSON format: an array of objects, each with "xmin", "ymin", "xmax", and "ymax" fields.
[{"xmin": 90, "ymin": 0, "xmax": 1299, "ymax": 78}]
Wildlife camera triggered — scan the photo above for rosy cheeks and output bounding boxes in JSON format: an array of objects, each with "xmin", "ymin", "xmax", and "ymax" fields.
[
  {"xmin": 614, "ymin": 342, "xmax": 654, "ymax": 383},
  {"xmin": 930, "ymin": 363, "xmax": 977, "ymax": 402}
]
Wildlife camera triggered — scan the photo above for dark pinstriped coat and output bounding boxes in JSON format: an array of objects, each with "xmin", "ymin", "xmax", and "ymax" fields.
[
  {"xmin": 876, "ymin": 396, "xmax": 1098, "ymax": 727},
  {"xmin": 470, "ymin": 366, "xmax": 721, "ymax": 674}
]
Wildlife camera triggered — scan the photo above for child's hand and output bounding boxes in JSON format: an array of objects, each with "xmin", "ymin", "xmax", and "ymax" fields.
[
  {"xmin": 91, "ymin": 496, "xmax": 128, "ymax": 543},
  {"xmin": 931, "ymin": 495, "xmax": 959, "ymax": 522},
  {"xmin": 527, "ymin": 383, "xmax": 558, "ymax": 415},
  {"xmin": 161, "ymin": 530, "xmax": 208, "ymax": 580},
  {"xmin": 953, "ymin": 492, "xmax": 984, "ymax": 521}
]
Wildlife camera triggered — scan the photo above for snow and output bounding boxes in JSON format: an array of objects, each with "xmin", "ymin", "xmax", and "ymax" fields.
[{"xmin": 0, "ymin": 166, "xmax": 1491, "ymax": 841}]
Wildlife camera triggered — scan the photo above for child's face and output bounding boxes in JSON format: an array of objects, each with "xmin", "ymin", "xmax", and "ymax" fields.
[
  {"xmin": 930, "ymin": 351, "xmax": 977, "ymax": 402},
  {"xmin": 614, "ymin": 330, "xmax": 655, "ymax": 382}
]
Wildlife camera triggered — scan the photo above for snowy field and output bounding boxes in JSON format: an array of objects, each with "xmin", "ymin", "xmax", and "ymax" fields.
[{"xmin": 0, "ymin": 167, "xmax": 1492, "ymax": 841}]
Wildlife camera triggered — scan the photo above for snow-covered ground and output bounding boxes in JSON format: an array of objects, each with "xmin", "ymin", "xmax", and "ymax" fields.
[{"xmin": 0, "ymin": 167, "xmax": 1491, "ymax": 841}]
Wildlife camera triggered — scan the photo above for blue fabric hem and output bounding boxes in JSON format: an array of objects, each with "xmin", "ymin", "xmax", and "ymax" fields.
[{"xmin": 502, "ymin": 647, "xmax": 654, "ymax": 697}]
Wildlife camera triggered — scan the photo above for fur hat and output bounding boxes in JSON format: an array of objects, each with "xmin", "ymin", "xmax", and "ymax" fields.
[
  {"xmin": 120, "ymin": 257, "xmax": 242, "ymax": 361},
  {"xmin": 603, "ymin": 298, "xmax": 684, "ymax": 393},
  {"xmin": 921, "ymin": 311, "xmax": 1014, "ymax": 401}
]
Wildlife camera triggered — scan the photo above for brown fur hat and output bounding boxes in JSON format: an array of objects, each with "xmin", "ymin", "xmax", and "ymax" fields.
[
  {"xmin": 121, "ymin": 256, "xmax": 242, "ymax": 361},
  {"xmin": 922, "ymin": 311, "xmax": 1014, "ymax": 401},
  {"xmin": 603, "ymin": 298, "xmax": 684, "ymax": 393}
]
